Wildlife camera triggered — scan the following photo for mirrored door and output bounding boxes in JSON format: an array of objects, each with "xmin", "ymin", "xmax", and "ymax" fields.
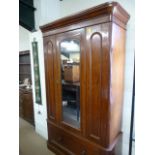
[{"xmin": 59, "ymin": 38, "xmax": 81, "ymax": 129}]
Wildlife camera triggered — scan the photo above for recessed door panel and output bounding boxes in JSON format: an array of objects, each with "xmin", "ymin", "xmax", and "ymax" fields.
[
  {"xmin": 44, "ymin": 36, "xmax": 57, "ymax": 121},
  {"xmin": 86, "ymin": 24, "xmax": 110, "ymax": 145},
  {"xmin": 90, "ymin": 32, "xmax": 102, "ymax": 139}
]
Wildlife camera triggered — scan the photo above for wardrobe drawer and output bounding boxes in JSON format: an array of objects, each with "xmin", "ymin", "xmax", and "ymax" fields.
[{"xmin": 48, "ymin": 123, "xmax": 101, "ymax": 155}]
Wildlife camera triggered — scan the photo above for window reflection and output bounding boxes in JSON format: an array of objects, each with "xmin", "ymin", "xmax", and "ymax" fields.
[{"xmin": 60, "ymin": 39, "xmax": 80, "ymax": 128}]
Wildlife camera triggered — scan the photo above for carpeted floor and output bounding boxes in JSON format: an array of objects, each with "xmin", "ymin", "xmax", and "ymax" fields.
[{"xmin": 19, "ymin": 118, "xmax": 55, "ymax": 155}]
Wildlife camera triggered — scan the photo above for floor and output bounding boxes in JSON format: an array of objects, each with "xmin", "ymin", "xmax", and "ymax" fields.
[{"xmin": 19, "ymin": 118, "xmax": 55, "ymax": 155}]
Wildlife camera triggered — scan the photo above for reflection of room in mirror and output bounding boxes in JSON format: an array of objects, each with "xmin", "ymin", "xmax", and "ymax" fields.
[
  {"xmin": 61, "ymin": 39, "xmax": 80, "ymax": 52},
  {"xmin": 60, "ymin": 40, "xmax": 80, "ymax": 63},
  {"xmin": 60, "ymin": 38, "xmax": 81, "ymax": 129}
]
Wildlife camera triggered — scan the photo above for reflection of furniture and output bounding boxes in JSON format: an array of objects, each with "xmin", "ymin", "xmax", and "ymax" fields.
[
  {"xmin": 64, "ymin": 65, "xmax": 80, "ymax": 82},
  {"xmin": 19, "ymin": 88, "xmax": 34, "ymax": 125},
  {"xmin": 62, "ymin": 80, "xmax": 80, "ymax": 121},
  {"xmin": 41, "ymin": 2, "xmax": 129, "ymax": 155}
]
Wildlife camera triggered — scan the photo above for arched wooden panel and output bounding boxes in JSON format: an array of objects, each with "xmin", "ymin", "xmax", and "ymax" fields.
[
  {"xmin": 44, "ymin": 38, "xmax": 56, "ymax": 121},
  {"xmin": 87, "ymin": 31, "xmax": 103, "ymax": 142}
]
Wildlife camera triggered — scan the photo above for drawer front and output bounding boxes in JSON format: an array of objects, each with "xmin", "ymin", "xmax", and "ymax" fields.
[{"xmin": 48, "ymin": 122, "xmax": 101, "ymax": 155}]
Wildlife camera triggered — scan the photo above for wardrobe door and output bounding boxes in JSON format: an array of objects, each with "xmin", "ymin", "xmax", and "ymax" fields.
[
  {"xmin": 85, "ymin": 23, "xmax": 111, "ymax": 146},
  {"xmin": 44, "ymin": 35, "xmax": 57, "ymax": 123},
  {"xmin": 55, "ymin": 29, "xmax": 86, "ymax": 135}
]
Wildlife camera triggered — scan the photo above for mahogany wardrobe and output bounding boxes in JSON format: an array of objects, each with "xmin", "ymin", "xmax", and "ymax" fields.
[{"xmin": 41, "ymin": 2, "xmax": 130, "ymax": 155}]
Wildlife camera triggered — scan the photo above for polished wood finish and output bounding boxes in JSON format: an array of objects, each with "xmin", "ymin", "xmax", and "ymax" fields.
[
  {"xmin": 109, "ymin": 23, "xmax": 126, "ymax": 146},
  {"xmin": 41, "ymin": 2, "xmax": 129, "ymax": 155},
  {"xmin": 40, "ymin": 2, "xmax": 129, "ymax": 33},
  {"xmin": 85, "ymin": 23, "xmax": 111, "ymax": 147},
  {"xmin": 43, "ymin": 36, "xmax": 57, "ymax": 122}
]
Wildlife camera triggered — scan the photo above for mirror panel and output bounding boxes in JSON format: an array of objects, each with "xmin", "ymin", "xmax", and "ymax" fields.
[{"xmin": 60, "ymin": 39, "xmax": 80, "ymax": 129}]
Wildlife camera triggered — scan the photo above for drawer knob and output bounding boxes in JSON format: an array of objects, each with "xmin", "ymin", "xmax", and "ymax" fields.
[
  {"xmin": 81, "ymin": 150, "xmax": 86, "ymax": 155},
  {"xmin": 57, "ymin": 136, "xmax": 63, "ymax": 142}
]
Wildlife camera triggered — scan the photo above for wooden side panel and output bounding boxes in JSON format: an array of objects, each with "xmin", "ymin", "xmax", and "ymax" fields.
[
  {"xmin": 109, "ymin": 23, "xmax": 126, "ymax": 145},
  {"xmin": 43, "ymin": 36, "xmax": 57, "ymax": 122},
  {"xmin": 86, "ymin": 23, "xmax": 111, "ymax": 146}
]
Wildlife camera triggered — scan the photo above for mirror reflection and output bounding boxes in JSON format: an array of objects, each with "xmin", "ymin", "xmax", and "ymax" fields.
[{"xmin": 60, "ymin": 39, "xmax": 80, "ymax": 128}]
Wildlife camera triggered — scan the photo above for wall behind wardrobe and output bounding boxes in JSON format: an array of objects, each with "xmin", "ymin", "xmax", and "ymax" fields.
[
  {"xmin": 26, "ymin": 0, "xmax": 61, "ymax": 139},
  {"xmin": 19, "ymin": 26, "xmax": 31, "ymax": 51}
]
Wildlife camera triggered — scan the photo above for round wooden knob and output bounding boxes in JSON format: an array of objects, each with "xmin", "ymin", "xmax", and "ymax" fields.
[
  {"xmin": 57, "ymin": 136, "xmax": 63, "ymax": 142},
  {"xmin": 81, "ymin": 150, "xmax": 86, "ymax": 155}
]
